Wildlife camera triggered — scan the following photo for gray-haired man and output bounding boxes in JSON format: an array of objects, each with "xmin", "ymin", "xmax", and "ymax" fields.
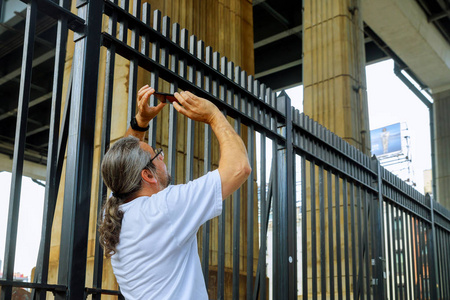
[{"xmin": 98, "ymin": 85, "xmax": 251, "ymax": 299}]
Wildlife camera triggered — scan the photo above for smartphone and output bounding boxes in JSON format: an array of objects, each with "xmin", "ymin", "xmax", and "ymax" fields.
[{"xmin": 153, "ymin": 92, "xmax": 179, "ymax": 104}]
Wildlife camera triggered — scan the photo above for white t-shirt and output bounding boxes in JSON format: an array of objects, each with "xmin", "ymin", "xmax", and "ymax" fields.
[{"xmin": 111, "ymin": 170, "xmax": 222, "ymax": 300}]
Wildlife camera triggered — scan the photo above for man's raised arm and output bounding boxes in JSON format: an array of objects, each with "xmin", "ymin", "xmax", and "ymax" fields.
[{"xmin": 173, "ymin": 91, "xmax": 251, "ymax": 199}]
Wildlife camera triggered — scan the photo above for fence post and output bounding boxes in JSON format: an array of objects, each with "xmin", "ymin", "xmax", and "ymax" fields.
[
  {"xmin": 427, "ymin": 194, "xmax": 439, "ymax": 299},
  {"xmin": 55, "ymin": 0, "xmax": 103, "ymax": 299},
  {"xmin": 275, "ymin": 91, "xmax": 296, "ymax": 299},
  {"xmin": 371, "ymin": 156, "xmax": 386, "ymax": 299}
]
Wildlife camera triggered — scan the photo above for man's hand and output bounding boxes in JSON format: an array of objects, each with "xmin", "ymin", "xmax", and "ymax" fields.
[
  {"xmin": 172, "ymin": 91, "xmax": 221, "ymax": 125},
  {"xmin": 135, "ymin": 85, "xmax": 167, "ymax": 127},
  {"xmin": 125, "ymin": 85, "xmax": 167, "ymax": 140}
]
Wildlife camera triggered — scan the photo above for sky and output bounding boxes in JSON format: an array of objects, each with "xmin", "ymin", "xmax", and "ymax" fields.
[{"xmin": 0, "ymin": 58, "xmax": 433, "ymax": 278}]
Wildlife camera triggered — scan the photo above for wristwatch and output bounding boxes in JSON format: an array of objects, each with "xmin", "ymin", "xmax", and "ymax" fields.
[{"xmin": 130, "ymin": 117, "xmax": 149, "ymax": 132}]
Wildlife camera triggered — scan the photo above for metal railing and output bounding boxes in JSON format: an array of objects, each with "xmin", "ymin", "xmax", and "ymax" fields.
[{"xmin": 1, "ymin": 0, "xmax": 449, "ymax": 299}]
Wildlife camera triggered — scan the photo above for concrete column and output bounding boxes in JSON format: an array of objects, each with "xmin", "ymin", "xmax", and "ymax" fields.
[
  {"xmin": 433, "ymin": 89, "xmax": 450, "ymax": 208},
  {"xmin": 302, "ymin": 1, "xmax": 370, "ymax": 298},
  {"xmin": 303, "ymin": 0, "xmax": 370, "ymax": 155}
]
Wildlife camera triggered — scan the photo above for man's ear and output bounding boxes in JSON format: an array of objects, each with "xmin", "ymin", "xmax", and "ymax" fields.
[{"xmin": 141, "ymin": 169, "xmax": 158, "ymax": 184}]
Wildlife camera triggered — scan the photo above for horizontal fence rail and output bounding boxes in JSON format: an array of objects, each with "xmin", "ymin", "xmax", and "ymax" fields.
[{"xmin": 1, "ymin": 0, "xmax": 449, "ymax": 299}]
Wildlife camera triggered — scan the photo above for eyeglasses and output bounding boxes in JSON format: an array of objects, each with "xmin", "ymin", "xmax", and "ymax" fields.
[{"xmin": 150, "ymin": 148, "xmax": 164, "ymax": 163}]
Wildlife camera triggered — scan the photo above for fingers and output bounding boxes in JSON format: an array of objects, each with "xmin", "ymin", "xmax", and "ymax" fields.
[
  {"xmin": 138, "ymin": 85, "xmax": 150, "ymax": 98},
  {"xmin": 174, "ymin": 91, "xmax": 193, "ymax": 106},
  {"xmin": 140, "ymin": 86, "xmax": 155, "ymax": 103},
  {"xmin": 172, "ymin": 100, "xmax": 187, "ymax": 115},
  {"xmin": 138, "ymin": 84, "xmax": 148, "ymax": 93}
]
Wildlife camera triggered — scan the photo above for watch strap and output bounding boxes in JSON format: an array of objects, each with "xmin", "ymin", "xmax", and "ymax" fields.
[{"xmin": 130, "ymin": 117, "xmax": 149, "ymax": 132}]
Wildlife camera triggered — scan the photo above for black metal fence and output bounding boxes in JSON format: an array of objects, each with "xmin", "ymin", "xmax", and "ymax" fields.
[{"xmin": 1, "ymin": 0, "xmax": 449, "ymax": 299}]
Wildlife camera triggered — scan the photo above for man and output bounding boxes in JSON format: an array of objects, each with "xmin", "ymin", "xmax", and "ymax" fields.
[{"xmin": 98, "ymin": 85, "xmax": 251, "ymax": 299}]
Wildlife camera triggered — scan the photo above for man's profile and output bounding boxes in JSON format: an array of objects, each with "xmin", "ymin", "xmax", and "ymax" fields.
[{"xmin": 98, "ymin": 85, "xmax": 251, "ymax": 299}]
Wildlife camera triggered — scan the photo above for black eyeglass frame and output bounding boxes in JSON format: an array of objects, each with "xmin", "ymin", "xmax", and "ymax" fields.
[{"xmin": 149, "ymin": 148, "xmax": 164, "ymax": 164}]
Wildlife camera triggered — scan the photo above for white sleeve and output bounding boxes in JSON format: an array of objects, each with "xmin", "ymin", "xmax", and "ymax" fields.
[{"xmin": 164, "ymin": 169, "xmax": 223, "ymax": 246}]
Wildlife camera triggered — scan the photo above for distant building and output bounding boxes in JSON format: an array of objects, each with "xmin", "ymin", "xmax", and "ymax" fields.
[{"xmin": 423, "ymin": 169, "xmax": 432, "ymax": 196}]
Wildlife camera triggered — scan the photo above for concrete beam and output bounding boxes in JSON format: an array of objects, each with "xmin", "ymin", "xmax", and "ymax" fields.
[
  {"xmin": 254, "ymin": 25, "xmax": 302, "ymax": 49},
  {"xmin": 0, "ymin": 152, "xmax": 46, "ymax": 181},
  {"xmin": 0, "ymin": 92, "xmax": 52, "ymax": 121},
  {"xmin": 0, "ymin": 49, "xmax": 55, "ymax": 86},
  {"xmin": 362, "ymin": 0, "xmax": 450, "ymax": 91},
  {"xmin": 255, "ymin": 59, "xmax": 302, "ymax": 79}
]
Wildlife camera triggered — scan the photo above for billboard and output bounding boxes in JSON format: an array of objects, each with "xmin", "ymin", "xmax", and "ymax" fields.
[{"xmin": 371, "ymin": 123, "xmax": 402, "ymax": 156}]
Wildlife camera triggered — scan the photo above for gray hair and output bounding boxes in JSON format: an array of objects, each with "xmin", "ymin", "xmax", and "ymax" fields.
[{"xmin": 98, "ymin": 136, "xmax": 156, "ymax": 257}]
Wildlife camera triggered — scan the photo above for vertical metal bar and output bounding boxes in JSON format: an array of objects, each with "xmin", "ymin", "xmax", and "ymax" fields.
[
  {"xmin": 356, "ymin": 186, "xmax": 364, "ymax": 299},
  {"xmin": 272, "ymin": 140, "xmax": 280, "ymax": 300},
  {"xmin": 141, "ymin": 3, "xmax": 151, "ymax": 57},
  {"xmin": 201, "ymin": 125, "xmax": 211, "ymax": 289},
  {"xmin": 399, "ymin": 209, "xmax": 407, "ymax": 300},
  {"xmin": 440, "ymin": 230, "xmax": 445, "ymax": 299},
  {"xmin": 204, "ymin": 47, "xmax": 213, "ymax": 94},
  {"xmin": 148, "ymin": 10, "xmax": 162, "ymax": 145},
  {"xmin": 91, "ymin": 3, "xmax": 118, "ymax": 297},
  {"xmin": 392, "ymin": 205, "xmax": 399, "ymax": 300},
  {"xmin": 301, "ymin": 156, "xmax": 308, "ymax": 300},
  {"xmin": 369, "ymin": 191, "xmax": 378, "ymax": 300},
  {"xmin": 232, "ymin": 116, "xmax": 241, "ymax": 300},
  {"xmin": 436, "ymin": 228, "xmax": 442, "ymax": 300},
  {"xmin": 363, "ymin": 191, "xmax": 370, "ymax": 300},
  {"xmin": 160, "ymin": 16, "xmax": 170, "ymax": 68},
  {"xmin": 427, "ymin": 194, "xmax": 439, "ymax": 300},
  {"xmin": 444, "ymin": 230, "xmax": 450, "ymax": 300},
  {"xmin": 443, "ymin": 228, "xmax": 450, "ymax": 299},
  {"xmin": 385, "ymin": 204, "xmax": 394, "ymax": 300},
  {"xmin": 423, "ymin": 223, "xmax": 430, "ymax": 299},
  {"xmin": 327, "ymin": 171, "xmax": 334, "ymax": 300},
  {"xmin": 373, "ymin": 158, "xmax": 386, "ymax": 299},
  {"xmin": 260, "ymin": 133, "xmax": 267, "ymax": 300},
  {"xmin": 226, "ymin": 62, "xmax": 234, "ymax": 107},
  {"xmin": 399, "ymin": 207, "xmax": 404, "ymax": 300},
  {"xmin": 246, "ymin": 126, "xmax": 254, "ymax": 299},
  {"xmin": 285, "ymin": 104, "xmax": 296, "ymax": 300},
  {"xmin": 244, "ymin": 81, "xmax": 255, "ymax": 299},
  {"xmin": 127, "ymin": 0, "xmax": 141, "ymax": 124},
  {"xmin": 310, "ymin": 161, "xmax": 317, "ymax": 300},
  {"xmin": 418, "ymin": 220, "xmax": 425, "ymax": 299},
  {"xmin": 118, "ymin": 0, "xmax": 129, "ymax": 42},
  {"xmin": 167, "ymin": 21, "xmax": 179, "ymax": 184},
  {"xmin": 342, "ymin": 178, "xmax": 350, "ymax": 300},
  {"xmin": 335, "ymin": 174, "xmax": 343, "ymax": 300},
  {"xmin": 417, "ymin": 219, "xmax": 428, "ymax": 299},
  {"xmin": 217, "ymin": 192, "xmax": 225, "ymax": 300},
  {"xmin": 33, "ymin": 2, "xmax": 70, "ymax": 299},
  {"xmin": 350, "ymin": 183, "xmax": 358, "ymax": 299},
  {"xmin": 416, "ymin": 219, "xmax": 421, "ymax": 299},
  {"xmin": 217, "ymin": 170, "xmax": 226, "ymax": 300},
  {"xmin": 1, "ymin": 2, "xmax": 37, "ymax": 299},
  {"xmin": 55, "ymin": 0, "xmax": 103, "ymax": 299},
  {"xmin": 188, "ymin": 35, "xmax": 197, "ymax": 84},
  {"xmin": 319, "ymin": 166, "xmax": 326, "ymax": 300},
  {"xmin": 93, "ymin": 2, "xmax": 119, "ymax": 297},
  {"xmin": 404, "ymin": 214, "xmax": 413, "ymax": 300},
  {"xmin": 242, "ymin": 70, "xmax": 253, "ymax": 296}
]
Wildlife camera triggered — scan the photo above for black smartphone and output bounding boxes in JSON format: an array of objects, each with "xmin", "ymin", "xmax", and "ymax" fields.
[{"xmin": 153, "ymin": 92, "xmax": 179, "ymax": 104}]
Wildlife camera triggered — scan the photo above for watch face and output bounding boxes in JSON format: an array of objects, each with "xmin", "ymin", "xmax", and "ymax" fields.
[{"xmin": 154, "ymin": 92, "xmax": 179, "ymax": 104}]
